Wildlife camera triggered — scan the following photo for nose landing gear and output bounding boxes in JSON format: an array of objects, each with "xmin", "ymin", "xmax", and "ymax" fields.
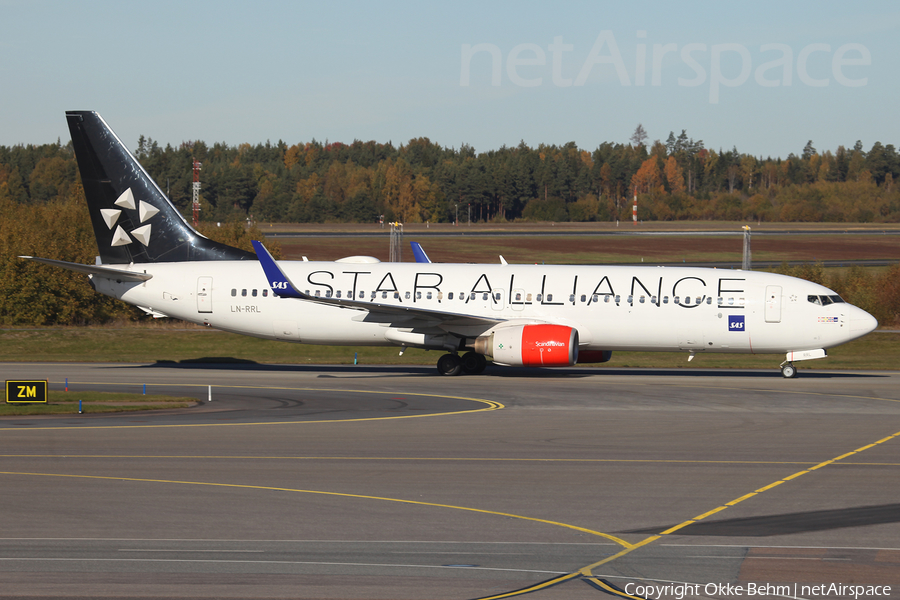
[{"xmin": 780, "ymin": 362, "xmax": 797, "ymax": 378}]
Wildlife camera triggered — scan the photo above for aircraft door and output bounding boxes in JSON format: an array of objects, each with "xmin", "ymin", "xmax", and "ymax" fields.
[
  {"xmin": 491, "ymin": 288, "xmax": 505, "ymax": 312},
  {"xmin": 511, "ymin": 289, "xmax": 525, "ymax": 311},
  {"xmin": 765, "ymin": 285, "xmax": 782, "ymax": 323},
  {"xmin": 197, "ymin": 277, "xmax": 213, "ymax": 313}
]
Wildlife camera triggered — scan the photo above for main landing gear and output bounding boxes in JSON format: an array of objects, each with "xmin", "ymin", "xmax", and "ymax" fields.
[
  {"xmin": 437, "ymin": 351, "xmax": 487, "ymax": 376},
  {"xmin": 780, "ymin": 362, "xmax": 798, "ymax": 378}
]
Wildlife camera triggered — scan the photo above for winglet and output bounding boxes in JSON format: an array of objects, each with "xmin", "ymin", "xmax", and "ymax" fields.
[
  {"xmin": 251, "ymin": 240, "xmax": 304, "ymax": 298},
  {"xmin": 410, "ymin": 241, "xmax": 431, "ymax": 263}
]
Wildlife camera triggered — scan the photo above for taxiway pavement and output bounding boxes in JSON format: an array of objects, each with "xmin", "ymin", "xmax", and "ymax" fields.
[{"xmin": 1, "ymin": 363, "xmax": 899, "ymax": 599}]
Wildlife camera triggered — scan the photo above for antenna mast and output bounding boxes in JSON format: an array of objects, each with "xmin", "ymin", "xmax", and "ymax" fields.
[{"xmin": 192, "ymin": 159, "xmax": 202, "ymax": 227}]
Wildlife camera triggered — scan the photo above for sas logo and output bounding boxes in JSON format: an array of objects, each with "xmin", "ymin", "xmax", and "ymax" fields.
[
  {"xmin": 728, "ymin": 315, "xmax": 745, "ymax": 331},
  {"xmin": 272, "ymin": 281, "xmax": 290, "ymax": 290}
]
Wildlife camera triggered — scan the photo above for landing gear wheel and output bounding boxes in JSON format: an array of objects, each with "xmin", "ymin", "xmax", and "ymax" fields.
[
  {"xmin": 461, "ymin": 351, "xmax": 487, "ymax": 375},
  {"xmin": 781, "ymin": 363, "xmax": 797, "ymax": 378},
  {"xmin": 437, "ymin": 353, "xmax": 463, "ymax": 376}
]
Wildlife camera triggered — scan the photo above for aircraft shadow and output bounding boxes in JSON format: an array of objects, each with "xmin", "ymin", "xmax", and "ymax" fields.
[
  {"xmin": 111, "ymin": 361, "xmax": 889, "ymax": 380},
  {"xmin": 625, "ymin": 503, "xmax": 900, "ymax": 537}
]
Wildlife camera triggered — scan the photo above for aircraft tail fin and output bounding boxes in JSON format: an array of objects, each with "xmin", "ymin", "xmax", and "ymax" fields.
[{"xmin": 66, "ymin": 111, "xmax": 255, "ymax": 264}]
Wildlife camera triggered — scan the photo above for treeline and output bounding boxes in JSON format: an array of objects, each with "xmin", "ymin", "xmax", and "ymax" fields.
[
  {"xmin": 1, "ymin": 130, "xmax": 898, "ymax": 224},
  {"xmin": 1, "ymin": 131, "xmax": 899, "ymax": 327}
]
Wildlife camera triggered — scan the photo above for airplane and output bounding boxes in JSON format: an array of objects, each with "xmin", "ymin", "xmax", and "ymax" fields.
[{"xmin": 21, "ymin": 111, "xmax": 878, "ymax": 378}]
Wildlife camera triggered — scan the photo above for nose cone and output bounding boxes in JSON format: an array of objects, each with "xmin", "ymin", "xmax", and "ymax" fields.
[{"xmin": 849, "ymin": 306, "xmax": 878, "ymax": 336}]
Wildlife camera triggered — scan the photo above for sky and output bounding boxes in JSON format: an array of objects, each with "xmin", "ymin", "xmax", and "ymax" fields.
[{"xmin": 1, "ymin": 0, "xmax": 898, "ymax": 158}]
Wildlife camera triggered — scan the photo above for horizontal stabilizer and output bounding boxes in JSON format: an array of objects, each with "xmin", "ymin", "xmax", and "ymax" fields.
[{"xmin": 20, "ymin": 256, "xmax": 153, "ymax": 282}]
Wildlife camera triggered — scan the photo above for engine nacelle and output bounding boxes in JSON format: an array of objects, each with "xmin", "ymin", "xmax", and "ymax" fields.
[{"xmin": 475, "ymin": 324, "xmax": 578, "ymax": 367}]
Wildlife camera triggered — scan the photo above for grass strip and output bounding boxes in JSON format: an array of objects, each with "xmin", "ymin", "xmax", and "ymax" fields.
[{"xmin": 1, "ymin": 390, "xmax": 195, "ymax": 416}]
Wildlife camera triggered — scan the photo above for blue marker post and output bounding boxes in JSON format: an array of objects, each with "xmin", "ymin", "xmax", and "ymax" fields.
[
  {"xmin": 78, "ymin": 399, "xmax": 82, "ymax": 414},
  {"xmin": 65, "ymin": 378, "xmax": 68, "ymax": 392},
  {"xmin": 354, "ymin": 352, "xmax": 358, "ymax": 365},
  {"xmin": 143, "ymin": 384, "xmax": 146, "ymax": 395}
]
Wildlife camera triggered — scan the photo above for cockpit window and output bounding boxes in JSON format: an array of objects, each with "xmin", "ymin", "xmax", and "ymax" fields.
[{"xmin": 809, "ymin": 294, "xmax": 845, "ymax": 306}]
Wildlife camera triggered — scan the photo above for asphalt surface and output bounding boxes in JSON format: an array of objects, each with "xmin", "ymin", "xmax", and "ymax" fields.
[{"xmin": 1, "ymin": 362, "xmax": 899, "ymax": 599}]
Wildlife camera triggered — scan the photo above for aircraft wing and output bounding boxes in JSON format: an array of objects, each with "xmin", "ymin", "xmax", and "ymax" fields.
[
  {"xmin": 251, "ymin": 241, "xmax": 503, "ymax": 328},
  {"xmin": 19, "ymin": 256, "xmax": 153, "ymax": 282}
]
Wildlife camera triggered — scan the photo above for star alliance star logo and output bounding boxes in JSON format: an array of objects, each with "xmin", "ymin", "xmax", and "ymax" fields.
[{"xmin": 99, "ymin": 188, "xmax": 159, "ymax": 247}]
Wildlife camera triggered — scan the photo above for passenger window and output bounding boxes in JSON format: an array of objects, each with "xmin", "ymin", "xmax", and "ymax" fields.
[
  {"xmin": 674, "ymin": 296, "xmax": 680, "ymax": 304},
  {"xmin": 251, "ymin": 289, "xmax": 257, "ymax": 297},
  {"xmin": 315, "ymin": 290, "xmax": 321, "ymax": 297},
  {"xmin": 427, "ymin": 292, "xmax": 433, "ymax": 300},
  {"xmin": 470, "ymin": 293, "xmax": 476, "ymax": 300},
  {"xmin": 639, "ymin": 296, "xmax": 645, "ymax": 303},
  {"xmin": 627, "ymin": 295, "xmax": 633, "ymax": 304},
  {"xmin": 370, "ymin": 291, "xmax": 376, "ymax": 299},
  {"xmin": 515, "ymin": 293, "xmax": 522, "ymax": 301},
  {"xmin": 738, "ymin": 298, "xmax": 744, "ymax": 306},
  {"xmin": 581, "ymin": 295, "xmax": 586, "ymax": 303},
  {"xmin": 336, "ymin": 291, "xmax": 342, "ymax": 298},
  {"xmin": 615, "ymin": 295, "xmax": 621, "ymax": 303},
  {"xmin": 526, "ymin": 293, "xmax": 532, "ymax": 302},
  {"xmin": 663, "ymin": 296, "xmax": 668, "ymax": 304},
  {"xmin": 651, "ymin": 296, "xmax": 657, "ymax": 304},
  {"xmin": 394, "ymin": 292, "xmax": 399, "ymax": 299},
  {"xmin": 359, "ymin": 291, "xmax": 365, "ymax": 298},
  {"xmin": 546, "ymin": 294, "xmax": 553, "ymax": 302},
  {"xmin": 536, "ymin": 294, "xmax": 542, "ymax": 302},
  {"xmin": 262, "ymin": 289, "xmax": 268, "ymax": 297},
  {"xmin": 728, "ymin": 298, "xmax": 734, "ymax": 305},
  {"xmin": 449, "ymin": 292, "xmax": 454, "ymax": 300},
  {"xmin": 438, "ymin": 292, "xmax": 443, "ymax": 300},
  {"xmin": 695, "ymin": 297, "xmax": 702, "ymax": 304},
  {"xmin": 601, "ymin": 295, "xmax": 607, "ymax": 303},
  {"xmin": 706, "ymin": 297, "xmax": 712, "ymax": 304},
  {"xmin": 405, "ymin": 291, "xmax": 411, "ymax": 299},
  {"xmin": 241, "ymin": 289, "xmax": 247, "ymax": 297},
  {"xmin": 382, "ymin": 291, "xmax": 388, "ymax": 299},
  {"xmin": 326, "ymin": 290, "xmax": 332, "ymax": 298},
  {"xmin": 231, "ymin": 289, "xmax": 236, "ymax": 297}
]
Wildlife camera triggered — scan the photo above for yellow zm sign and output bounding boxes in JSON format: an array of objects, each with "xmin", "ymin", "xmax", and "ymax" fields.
[{"xmin": 5, "ymin": 380, "xmax": 49, "ymax": 404}]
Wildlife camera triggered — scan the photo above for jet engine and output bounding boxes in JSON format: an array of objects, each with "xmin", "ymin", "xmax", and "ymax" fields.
[{"xmin": 475, "ymin": 324, "xmax": 578, "ymax": 367}]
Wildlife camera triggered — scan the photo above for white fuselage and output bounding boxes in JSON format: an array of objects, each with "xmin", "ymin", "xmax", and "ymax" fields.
[{"xmin": 91, "ymin": 260, "xmax": 877, "ymax": 357}]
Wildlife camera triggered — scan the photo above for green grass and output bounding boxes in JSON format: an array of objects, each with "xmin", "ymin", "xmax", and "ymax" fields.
[
  {"xmin": 0, "ymin": 327, "xmax": 896, "ymax": 371},
  {"xmin": 1, "ymin": 390, "xmax": 196, "ymax": 415}
]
